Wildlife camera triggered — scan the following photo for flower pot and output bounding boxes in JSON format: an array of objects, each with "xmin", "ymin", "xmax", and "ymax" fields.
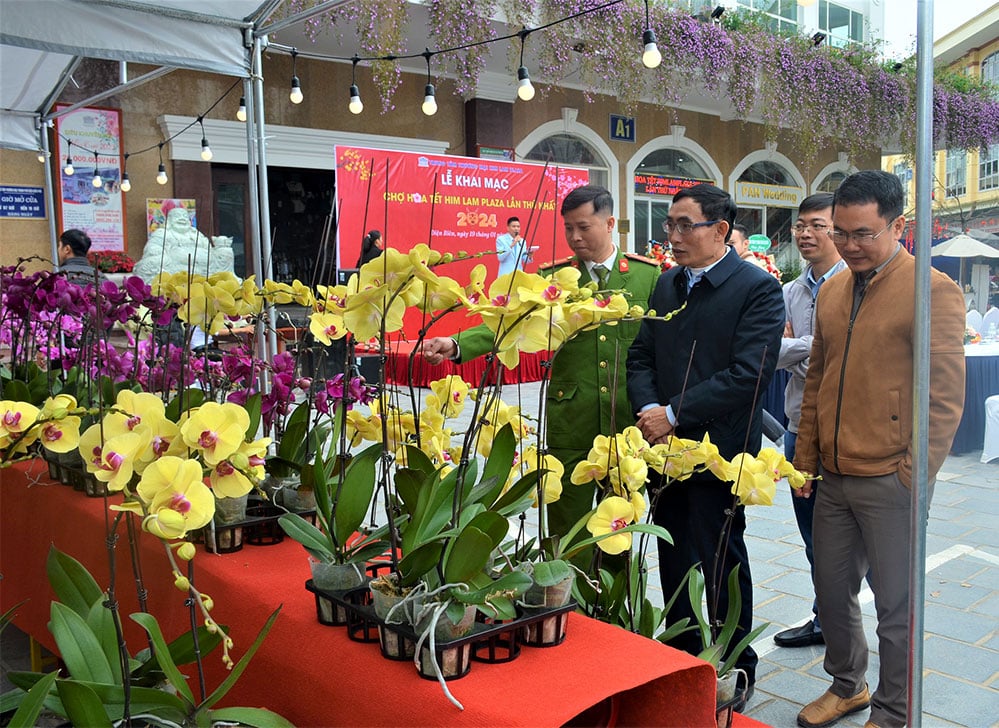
[
  {"xmin": 214, "ymin": 493, "xmax": 248, "ymax": 525},
  {"xmin": 523, "ymin": 574, "xmax": 574, "ymax": 610},
  {"xmin": 207, "ymin": 494, "xmax": 248, "ymax": 553},
  {"xmin": 281, "ymin": 487, "xmax": 316, "ymax": 512},
  {"xmin": 715, "ymin": 668, "xmax": 747, "ymax": 728},
  {"xmin": 415, "ymin": 602, "xmax": 476, "ymax": 642},
  {"xmin": 263, "ymin": 473, "xmax": 300, "ymax": 505},
  {"xmin": 522, "ymin": 609, "xmax": 571, "ymax": 647},
  {"xmin": 417, "ymin": 642, "xmax": 472, "ymax": 681},
  {"xmin": 311, "ymin": 561, "xmax": 365, "ymax": 591}
]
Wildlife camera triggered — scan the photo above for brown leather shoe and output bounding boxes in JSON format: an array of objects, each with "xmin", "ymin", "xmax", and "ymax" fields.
[
  {"xmin": 863, "ymin": 722, "xmax": 881, "ymax": 728},
  {"xmin": 797, "ymin": 686, "xmax": 871, "ymax": 728}
]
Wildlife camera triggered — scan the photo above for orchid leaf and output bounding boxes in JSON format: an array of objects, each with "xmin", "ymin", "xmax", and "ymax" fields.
[
  {"xmin": 208, "ymin": 706, "xmax": 295, "ymax": 727},
  {"xmin": 492, "ymin": 470, "xmax": 540, "ymax": 515},
  {"xmin": 46, "ymin": 546, "xmax": 103, "ymax": 619},
  {"xmin": 471, "ymin": 423, "xmax": 516, "ymax": 506},
  {"xmin": 244, "ymin": 393, "xmax": 262, "ymax": 439},
  {"xmin": 398, "ymin": 541, "xmax": 444, "ymax": 587},
  {"xmin": 278, "ymin": 513, "xmax": 335, "ymax": 563},
  {"xmin": 130, "ymin": 612, "xmax": 196, "ymax": 706},
  {"xmin": 49, "ymin": 602, "xmax": 115, "ymax": 684},
  {"xmin": 165, "ymin": 388, "xmax": 205, "ymax": 421},
  {"xmin": 531, "ymin": 560, "xmax": 573, "ymax": 588},
  {"xmin": 86, "ymin": 600, "xmax": 123, "ymax": 685},
  {"xmin": 56, "ymin": 680, "xmax": 112, "ymax": 728},
  {"xmin": 562, "ymin": 523, "xmax": 673, "ymax": 559},
  {"xmin": 332, "ymin": 443, "xmax": 380, "ymax": 545},
  {"xmin": 402, "ymin": 444, "xmax": 435, "ymax": 475},
  {"xmin": 5, "ymin": 671, "xmax": 57, "ymax": 728},
  {"xmin": 201, "ymin": 606, "xmax": 281, "ymax": 710},
  {"xmin": 443, "ymin": 527, "xmax": 492, "ymax": 584}
]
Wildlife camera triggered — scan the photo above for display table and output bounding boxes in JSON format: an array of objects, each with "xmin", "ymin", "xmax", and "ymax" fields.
[
  {"xmin": 1, "ymin": 460, "xmax": 721, "ymax": 727},
  {"xmin": 952, "ymin": 343, "xmax": 999, "ymax": 454}
]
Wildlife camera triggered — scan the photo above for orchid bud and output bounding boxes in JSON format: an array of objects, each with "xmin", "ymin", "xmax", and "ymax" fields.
[
  {"xmin": 177, "ymin": 542, "xmax": 196, "ymax": 561},
  {"xmin": 174, "ymin": 575, "xmax": 191, "ymax": 592},
  {"xmin": 201, "ymin": 594, "xmax": 214, "ymax": 611}
]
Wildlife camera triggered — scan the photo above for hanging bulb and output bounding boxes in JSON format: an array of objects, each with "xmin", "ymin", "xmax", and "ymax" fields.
[
  {"xmin": 290, "ymin": 76, "xmax": 303, "ymax": 104},
  {"xmin": 349, "ymin": 84, "xmax": 363, "ymax": 114},
  {"xmin": 422, "ymin": 83, "xmax": 438, "ymax": 116},
  {"xmin": 517, "ymin": 66, "xmax": 535, "ymax": 101},
  {"xmin": 120, "ymin": 172, "xmax": 131, "ymax": 193},
  {"xmin": 236, "ymin": 96, "xmax": 247, "ymax": 122},
  {"xmin": 64, "ymin": 156, "xmax": 74, "ymax": 176},
  {"xmin": 642, "ymin": 29, "xmax": 662, "ymax": 69},
  {"xmin": 92, "ymin": 170, "xmax": 102, "ymax": 188},
  {"xmin": 201, "ymin": 137, "xmax": 213, "ymax": 161},
  {"xmin": 156, "ymin": 163, "xmax": 168, "ymax": 185},
  {"xmin": 37, "ymin": 151, "xmax": 46, "ymax": 163}
]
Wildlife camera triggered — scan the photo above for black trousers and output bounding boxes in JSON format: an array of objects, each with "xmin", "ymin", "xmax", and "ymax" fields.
[{"xmin": 653, "ymin": 473, "xmax": 758, "ymax": 683}]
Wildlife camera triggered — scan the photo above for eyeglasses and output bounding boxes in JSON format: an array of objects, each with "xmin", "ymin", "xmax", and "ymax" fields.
[
  {"xmin": 791, "ymin": 222, "xmax": 831, "ymax": 237},
  {"xmin": 829, "ymin": 218, "xmax": 899, "ymax": 246},
  {"xmin": 663, "ymin": 219, "xmax": 721, "ymax": 235}
]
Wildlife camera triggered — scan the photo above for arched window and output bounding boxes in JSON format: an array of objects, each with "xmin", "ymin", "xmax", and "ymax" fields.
[
  {"xmin": 524, "ymin": 133, "xmax": 609, "ymax": 189},
  {"xmin": 740, "ymin": 161, "xmax": 794, "ymax": 186},
  {"xmin": 633, "ymin": 149, "xmax": 712, "ymax": 253},
  {"xmin": 736, "ymin": 161, "xmax": 799, "ymax": 270},
  {"xmin": 816, "ymin": 170, "xmax": 846, "ymax": 193},
  {"xmin": 636, "ymin": 148, "xmax": 710, "ymax": 180}
]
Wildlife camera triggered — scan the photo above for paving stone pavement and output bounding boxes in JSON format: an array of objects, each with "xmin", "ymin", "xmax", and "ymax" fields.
[{"xmin": 4, "ymin": 380, "xmax": 997, "ymax": 726}]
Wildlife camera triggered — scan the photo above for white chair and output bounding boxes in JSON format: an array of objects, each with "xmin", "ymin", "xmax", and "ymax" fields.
[
  {"xmin": 967, "ymin": 309, "xmax": 984, "ymax": 332},
  {"xmin": 983, "ymin": 396, "xmax": 999, "ymax": 464},
  {"xmin": 982, "ymin": 307, "xmax": 999, "ymax": 336}
]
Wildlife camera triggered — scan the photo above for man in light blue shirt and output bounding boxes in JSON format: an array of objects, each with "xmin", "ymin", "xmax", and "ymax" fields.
[{"xmin": 495, "ymin": 216, "xmax": 536, "ymax": 277}]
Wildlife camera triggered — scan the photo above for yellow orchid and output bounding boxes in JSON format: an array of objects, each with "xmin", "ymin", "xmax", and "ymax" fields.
[
  {"xmin": 727, "ymin": 453, "xmax": 778, "ymax": 506},
  {"xmin": 261, "ymin": 278, "xmax": 296, "ymax": 305},
  {"xmin": 518, "ymin": 270, "xmax": 576, "ymax": 307},
  {"xmin": 521, "ymin": 445, "xmax": 564, "ymax": 506},
  {"xmin": 407, "ymin": 243, "xmax": 445, "ymax": 285},
  {"xmin": 460, "ymin": 263, "xmax": 489, "ymax": 307},
  {"xmin": 0, "ymin": 400, "xmax": 40, "ymax": 451},
  {"xmin": 586, "ymin": 496, "xmax": 637, "ymax": 555},
  {"xmin": 314, "ymin": 283, "xmax": 349, "ymax": 314},
  {"xmin": 78, "ymin": 426, "xmax": 145, "ymax": 491},
  {"xmin": 757, "ymin": 447, "xmax": 808, "ymax": 489},
  {"xmin": 210, "ymin": 436, "xmax": 269, "ymax": 498},
  {"xmin": 179, "ymin": 402, "xmax": 250, "ymax": 466},
  {"xmin": 570, "ymin": 458, "xmax": 608, "ymax": 485},
  {"xmin": 474, "ymin": 271, "xmax": 536, "ymax": 319},
  {"xmin": 686, "ymin": 433, "xmax": 735, "ymax": 483},
  {"xmin": 648, "ymin": 437, "xmax": 705, "ymax": 481},
  {"xmin": 484, "ymin": 311, "xmax": 555, "ymax": 369},
  {"xmin": 178, "ymin": 279, "xmax": 234, "ymax": 336},
  {"xmin": 34, "ymin": 395, "xmax": 81, "ymax": 454},
  {"xmin": 309, "ymin": 310, "xmax": 347, "ymax": 345},
  {"xmin": 610, "ymin": 454, "xmax": 649, "ymax": 496},
  {"xmin": 135, "ymin": 456, "xmax": 215, "ymax": 539},
  {"xmin": 415, "ymin": 274, "xmax": 463, "ymax": 313},
  {"xmin": 342, "ymin": 283, "xmax": 406, "ymax": 342},
  {"xmin": 428, "ymin": 376, "xmax": 470, "ymax": 418}
]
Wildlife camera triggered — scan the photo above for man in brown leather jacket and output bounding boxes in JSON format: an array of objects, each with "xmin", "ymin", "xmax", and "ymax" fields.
[{"xmin": 793, "ymin": 171, "xmax": 966, "ymax": 728}]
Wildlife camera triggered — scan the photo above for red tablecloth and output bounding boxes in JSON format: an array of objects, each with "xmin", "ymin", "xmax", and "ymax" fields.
[
  {"xmin": 1, "ymin": 460, "xmax": 719, "ymax": 726},
  {"xmin": 359, "ymin": 340, "xmax": 547, "ymax": 387}
]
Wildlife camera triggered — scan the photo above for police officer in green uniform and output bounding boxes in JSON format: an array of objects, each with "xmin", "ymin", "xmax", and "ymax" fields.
[{"xmin": 421, "ymin": 185, "xmax": 660, "ymax": 538}]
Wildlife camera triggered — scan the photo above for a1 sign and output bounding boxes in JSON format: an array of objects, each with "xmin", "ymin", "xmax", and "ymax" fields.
[{"xmin": 610, "ymin": 115, "xmax": 635, "ymax": 143}]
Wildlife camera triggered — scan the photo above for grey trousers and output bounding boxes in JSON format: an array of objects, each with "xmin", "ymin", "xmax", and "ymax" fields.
[{"xmin": 813, "ymin": 469, "xmax": 932, "ymax": 728}]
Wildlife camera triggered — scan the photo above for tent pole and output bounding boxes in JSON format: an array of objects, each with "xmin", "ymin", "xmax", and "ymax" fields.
[
  {"xmin": 251, "ymin": 35, "xmax": 279, "ymax": 364},
  {"xmin": 243, "ymin": 75, "xmax": 270, "ymax": 392},
  {"xmin": 909, "ymin": 0, "xmax": 934, "ymax": 725},
  {"xmin": 40, "ymin": 121, "xmax": 59, "ymax": 265}
]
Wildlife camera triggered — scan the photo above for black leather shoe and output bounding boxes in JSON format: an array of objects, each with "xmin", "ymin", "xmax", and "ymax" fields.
[
  {"xmin": 731, "ymin": 675, "xmax": 755, "ymax": 714},
  {"xmin": 774, "ymin": 619, "xmax": 824, "ymax": 647}
]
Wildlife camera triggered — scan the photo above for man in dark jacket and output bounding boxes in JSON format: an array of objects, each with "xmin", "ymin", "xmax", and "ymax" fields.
[
  {"xmin": 57, "ymin": 229, "xmax": 103, "ymax": 286},
  {"xmin": 626, "ymin": 183, "xmax": 785, "ymax": 706}
]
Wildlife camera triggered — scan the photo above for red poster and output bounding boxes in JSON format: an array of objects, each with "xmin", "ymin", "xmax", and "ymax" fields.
[{"xmin": 335, "ymin": 146, "xmax": 588, "ymax": 277}]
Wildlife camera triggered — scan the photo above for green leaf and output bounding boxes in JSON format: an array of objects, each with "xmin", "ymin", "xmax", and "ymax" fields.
[
  {"xmin": 470, "ymin": 423, "xmax": 516, "ymax": 506},
  {"xmin": 332, "ymin": 443, "xmax": 380, "ymax": 546},
  {"xmin": 401, "ymin": 444, "xmax": 435, "ymax": 475},
  {"xmin": 49, "ymin": 602, "xmax": 116, "ymax": 684},
  {"xmin": 2, "ymin": 379, "xmax": 31, "ymax": 405},
  {"xmin": 276, "ymin": 401, "xmax": 311, "ymax": 462},
  {"xmin": 45, "ymin": 546, "xmax": 103, "ymax": 619},
  {"xmin": 491, "ymin": 470, "xmax": 540, "ymax": 515},
  {"xmin": 86, "ymin": 600, "xmax": 123, "ymax": 685},
  {"xmin": 398, "ymin": 541, "xmax": 444, "ymax": 587},
  {"xmin": 394, "ymin": 468, "xmax": 423, "ymax": 518},
  {"xmin": 562, "ymin": 523, "xmax": 673, "ymax": 559},
  {"xmin": 56, "ymin": 680, "xmax": 112, "ymax": 728},
  {"xmin": 201, "ymin": 606, "xmax": 281, "ymax": 710},
  {"xmin": 442, "ymin": 527, "xmax": 492, "ymax": 584},
  {"xmin": 6, "ymin": 671, "xmax": 57, "ymax": 728},
  {"xmin": 130, "ymin": 612, "xmax": 196, "ymax": 706},
  {"xmin": 244, "ymin": 393, "xmax": 262, "ymax": 439},
  {"xmin": 165, "ymin": 388, "xmax": 206, "ymax": 421},
  {"xmin": 208, "ymin": 706, "xmax": 295, "ymax": 728},
  {"xmin": 277, "ymin": 513, "xmax": 335, "ymax": 563},
  {"xmin": 531, "ymin": 560, "xmax": 573, "ymax": 588}
]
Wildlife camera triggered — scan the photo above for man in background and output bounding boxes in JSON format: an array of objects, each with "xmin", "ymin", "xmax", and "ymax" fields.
[
  {"xmin": 495, "ymin": 216, "xmax": 537, "ymax": 277},
  {"xmin": 772, "ymin": 193, "xmax": 846, "ymax": 649},
  {"xmin": 730, "ymin": 222, "xmax": 753, "ymax": 260},
  {"xmin": 57, "ymin": 229, "xmax": 103, "ymax": 286},
  {"xmin": 794, "ymin": 171, "xmax": 965, "ymax": 728}
]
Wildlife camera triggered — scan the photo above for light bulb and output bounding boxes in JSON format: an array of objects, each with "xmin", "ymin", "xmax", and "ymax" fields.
[
  {"xmin": 92, "ymin": 171, "xmax": 102, "ymax": 188},
  {"xmin": 201, "ymin": 138, "xmax": 213, "ymax": 161},
  {"xmin": 37, "ymin": 152, "xmax": 46, "ymax": 163},
  {"xmin": 290, "ymin": 77, "xmax": 303, "ymax": 104},
  {"xmin": 120, "ymin": 172, "xmax": 131, "ymax": 193},
  {"xmin": 517, "ymin": 66, "xmax": 535, "ymax": 101},
  {"xmin": 349, "ymin": 84, "xmax": 363, "ymax": 114},
  {"xmin": 236, "ymin": 96, "xmax": 247, "ymax": 122},
  {"xmin": 642, "ymin": 29, "xmax": 662, "ymax": 69},
  {"xmin": 156, "ymin": 163, "xmax": 168, "ymax": 185},
  {"xmin": 64, "ymin": 158, "xmax": 74, "ymax": 176},
  {"xmin": 422, "ymin": 83, "xmax": 437, "ymax": 116}
]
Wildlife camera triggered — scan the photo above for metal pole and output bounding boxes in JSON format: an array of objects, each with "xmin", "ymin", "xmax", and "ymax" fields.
[
  {"xmin": 40, "ymin": 121, "xmax": 59, "ymax": 265},
  {"xmin": 909, "ymin": 0, "xmax": 934, "ymax": 724},
  {"xmin": 242, "ymin": 74, "xmax": 268, "ymax": 376},
  {"xmin": 251, "ymin": 35, "xmax": 279, "ymax": 363}
]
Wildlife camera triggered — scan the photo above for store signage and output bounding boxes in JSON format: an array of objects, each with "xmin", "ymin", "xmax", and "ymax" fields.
[
  {"xmin": 735, "ymin": 182, "xmax": 802, "ymax": 208},
  {"xmin": 610, "ymin": 115, "xmax": 636, "ymax": 142},
  {"xmin": 634, "ymin": 173, "xmax": 706, "ymax": 196},
  {"xmin": 0, "ymin": 185, "xmax": 45, "ymax": 218},
  {"xmin": 748, "ymin": 234, "xmax": 772, "ymax": 253}
]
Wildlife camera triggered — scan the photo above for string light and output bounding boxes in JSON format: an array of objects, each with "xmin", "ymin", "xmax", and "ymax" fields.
[
  {"xmin": 198, "ymin": 117, "xmax": 213, "ymax": 161},
  {"xmin": 348, "ymin": 56, "xmax": 363, "ymax": 115},
  {"xmin": 120, "ymin": 154, "xmax": 131, "ymax": 193},
  {"xmin": 156, "ymin": 143, "xmax": 168, "ymax": 185},
  {"xmin": 289, "ymin": 48, "xmax": 303, "ymax": 104},
  {"xmin": 421, "ymin": 49, "xmax": 437, "ymax": 116},
  {"xmin": 91, "ymin": 151, "xmax": 102, "ymax": 188},
  {"xmin": 37, "ymin": 150, "xmax": 46, "ymax": 164},
  {"xmin": 641, "ymin": 0, "xmax": 662, "ymax": 69},
  {"xmin": 63, "ymin": 141, "xmax": 74, "ymax": 175},
  {"xmin": 516, "ymin": 29, "xmax": 535, "ymax": 102},
  {"xmin": 236, "ymin": 96, "xmax": 247, "ymax": 122}
]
